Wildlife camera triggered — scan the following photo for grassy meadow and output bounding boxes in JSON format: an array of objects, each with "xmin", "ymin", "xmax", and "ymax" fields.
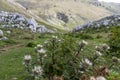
[{"xmin": 0, "ymin": 27, "xmax": 120, "ymax": 80}]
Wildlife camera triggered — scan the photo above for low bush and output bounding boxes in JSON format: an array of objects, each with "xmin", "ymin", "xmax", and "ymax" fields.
[
  {"xmin": 108, "ymin": 26, "xmax": 120, "ymax": 57},
  {"xmin": 80, "ymin": 34, "xmax": 93, "ymax": 40},
  {"xmin": 23, "ymin": 35, "xmax": 120, "ymax": 80},
  {"xmin": 27, "ymin": 41, "xmax": 38, "ymax": 47}
]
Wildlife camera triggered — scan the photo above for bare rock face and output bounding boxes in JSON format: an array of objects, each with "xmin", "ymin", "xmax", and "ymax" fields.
[
  {"xmin": 73, "ymin": 15, "xmax": 120, "ymax": 32},
  {"xmin": 0, "ymin": 11, "xmax": 54, "ymax": 33},
  {"xmin": 37, "ymin": 26, "xmax": 53, "ymax": 33},
  {"xmin": 56, "ymin": 12, "xmax": 69, "ymax": 23},
  {"xmin": 0, "ymin": 29, "xmax": 8, "ymax": 41},
  {"xmin": 26, "ymin": 18, "xmax": 38, "ymax": 32},
  {"xmin": 0, "ymin": 11, "xmax": 37, "ymax": 32}
]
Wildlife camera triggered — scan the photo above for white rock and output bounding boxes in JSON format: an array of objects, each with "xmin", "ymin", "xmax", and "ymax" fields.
[
  {"xmin": 0, "ymin": 29, "xmax": 3, "ymax": 37},
  {"xmin": 37, "ymin": 26, "xmax": 53, "ymax": 33},
  {"xmin": 0, "ymin": 36, "xmax": 8, "ymax": 41},
  {"xmin": 6, "ymin": 31, "xmax": 11, "ymax": 34}
]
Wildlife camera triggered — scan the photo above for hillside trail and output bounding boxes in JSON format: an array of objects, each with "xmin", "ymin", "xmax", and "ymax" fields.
[{"xmin": 0, "ymin": 43, "xmax": 24, "ymax": 52}]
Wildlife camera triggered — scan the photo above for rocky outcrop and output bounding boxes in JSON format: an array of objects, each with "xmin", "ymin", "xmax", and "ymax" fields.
[
  {"xmin": 0, "ymin": 36, "xmax": 8, "ymax": 41},
  {"xmin": 0, "ymin": 29, "xmax": 3, "ymax": 37},
  {"xmin": 26, "ymin": 18, "xmax": 38, "ymax": 32},
  {"xmin": 56, "ymin": 12, "xmax": 69, "ymax": 23},
  {"xmin": 0, "ymin": 11, "xmax": 38, "ymax": 32},
  {"xmin": 37, "ymin": 26, "xmax": 54, "ymax": 33},
  {"xmin": 0, "ymin": 29, "xmax": 8, "ymax": 41},
  {"xmin": 0, "ymin": 11, "xmax": 53, "ymax": 33},
  {"xmin": 73, "ymin": 15, "xmax": 120, "ymax": 32}
]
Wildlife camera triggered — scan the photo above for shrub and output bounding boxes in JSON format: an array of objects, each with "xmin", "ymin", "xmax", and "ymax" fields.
[
  {"xmin": 108, "ymin": 26, "xmax": 120, "ymax": 57},
  {"xmin": 96, "ymin": 34, "xmax": 102, "ymax": 39},
  {"xmin": 70, "ymin": 32, "xmax": 93, "ymax": 40},
  {"xmin": 80, "ymin": 34, "xmax": 93, "ymax": 40},
  {"xmin": 27, "ymin": 41, "xmax": 38, "ymax": 47},
  {"xmin": 23, "ymin": 35, "xmax": 120, "ymax": 80}
]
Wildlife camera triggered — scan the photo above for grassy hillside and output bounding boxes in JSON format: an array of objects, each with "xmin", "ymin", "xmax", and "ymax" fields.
[
  {"xmin": 13, "ymin": 0, "xmax": 112, "ymax": 30},
  {"xmin": 0, "ymin": 0, "xmax": 59, "ymax": 31},
  {"xmin": 0, "ymin": 26, "xmax": 120, "ymax": 80}
]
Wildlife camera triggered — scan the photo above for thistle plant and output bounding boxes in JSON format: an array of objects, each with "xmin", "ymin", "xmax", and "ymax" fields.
[
  {"xmin": 23, "ymin": 55, "xmax": 32, "ymax": 73},
  {"xmin": 35, "ymin": 44, "xmax": 46, "ymax": 65},
  {"xmin": 23, "ymin": 34, "xmax": 120, "ymax": 80},
  {"xmin": 32, "ymin": 66, "xmax": 43, "ymax": 80}
]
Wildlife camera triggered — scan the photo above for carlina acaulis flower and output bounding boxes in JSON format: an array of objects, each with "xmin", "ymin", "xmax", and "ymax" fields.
[
  {"xmin": 101, "ymin": 44, "xmax": 110, "ymax": 50},
  {"xmin": 112, "ymin": 56, "xmax": 119, "ymax": 63},
  {"xmin": 24, "ymin": 55, "xmax": 32, "ymax": 64},
  {"xmin": 32, "ymin": 66, "xmax": 43, "ymax": 78}
]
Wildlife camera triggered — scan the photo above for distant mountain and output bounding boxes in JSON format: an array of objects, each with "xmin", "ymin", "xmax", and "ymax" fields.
[
  {"xmin": 73, "ymin": 15, "xmax": 120, "ymax": 32},
  {"xmin": 0, "ymin": 0, "xmax": 120, "ymax": 31}
]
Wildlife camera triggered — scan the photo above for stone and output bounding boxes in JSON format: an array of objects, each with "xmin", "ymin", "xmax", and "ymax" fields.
[
  {"xmin": 103, "ymin": 20, "xmax": 110, "ymax": 26},
  {"xmin": 28, "ymin": 25, "xmax": 36, "ymax": 32},
  {"xmin": 6, "ymin": 31, "xmax": 11, "ymax": 34},
  {"xmin": 26, "ymin": 18, "xmax": 38, "ymax": 32},
  {"xmin": 26, "ymin": 18, "xmax": 38, "ymax": 27},
  {"xmin": 37, "ymin": 26, "xmax": 53, "ymax": 33},
  {"xmin": 73, "ymin": 15, "xmax": 120, "ymax": 32},
  {"xmin": 0, "ymin": 29, "xmax": 3, "ymax": 37},
  {"xmin": 0, "ymin": 36, "xmax": 8, "ymax": 41}
]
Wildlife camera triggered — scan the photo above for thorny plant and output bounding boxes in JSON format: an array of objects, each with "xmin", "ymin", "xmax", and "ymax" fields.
[{"xmin": 23, "ymin": 35, "xmax": 120, "ymax": 80}]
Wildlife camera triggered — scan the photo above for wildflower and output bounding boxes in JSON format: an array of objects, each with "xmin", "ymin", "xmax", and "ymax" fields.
[
  {"xmin": 82, "ymin": 40, "xmax": 88, "ymax": 45},
  {"xmin": 44, "ymin": 41, "xmax": 48, "ymax": 44},
  {"xmin": 32, "ymin": 66, "xmax": 42, "ymax": 76},
  {"xmin": 37, "ymin": 44, "xmax": 43, "ymax": 48},
  {"xmin": 112, "ymin": 57, "xmax": 118, "ymax": 63},
  {"xmin": 52, "ymin": 36, "xmax": 58, "ymax": 39},
  {"xmin": 96, "ymin": 51, "xmax": 102, "ymax": 56},
  {"xmin": 85, "ymin": 58, "xmax": 92, "ymax": 66},
  {"xmin": 37, "ymin": 48, "xmax": 46, "ymax": 54},
  {"xmin": 58, "ymin": 39, "xmax": 61, "ymax": 42},
  {"xmin": 37, "ymin": 48, "xmax": 46, "ymax": 57},
  {"xmin": 90, "ymin": 76, "xmax": 96, "ymax": 80},
  {"xmin": 95, "ymin": 46, "xmax": 102, "ymax": 52},
  {"xmin": 24, "ymin": 55, "xmax": 32, "ymax": 64},
  {"xmin": 102, "ymin": 44, "xmax": 110, "ymax": 50},
  {"xmin": 36, "ymin": 44, "xmax": 43, "ymax": 50},
  {"xmin": 79, "ymin": 71, "xmax": 84, "ymax": 74},
  {"xmin": 78, "ymin": 40, "xmax": 88, "ymax": 50},
  {"xmin": 96, "ymin": 76, "xmax": 106, "ymax": 80},
  {"xmin": 35, "ymin": 44, "xmax": 43, "ymax": 53}
]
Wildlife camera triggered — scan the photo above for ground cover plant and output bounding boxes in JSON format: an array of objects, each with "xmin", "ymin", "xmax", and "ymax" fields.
[{"xmin": 0, "ymin": 27, "xmax": 120, "ymax": 80}]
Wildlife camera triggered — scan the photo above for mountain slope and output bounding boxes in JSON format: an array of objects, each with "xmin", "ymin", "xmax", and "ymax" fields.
[
  {"xmin": 13, "ymin": 0, "xmax": 114, "ymax": 30},
  {"xmin": 1, "ymin": 0, "xmax": 120, "ymax": 31},
  {"xmin": 0, "ymin": 0, "xmax": 56, "ymax": 30},
  {"xmin": 73, "ymin": 15, "xmax": 120, "ymax": 32}
]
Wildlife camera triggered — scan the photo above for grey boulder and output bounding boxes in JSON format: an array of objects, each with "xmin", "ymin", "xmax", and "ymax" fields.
[{"xmin": 0, "ymin": 29, "xmax": 3, "ymax": 37}]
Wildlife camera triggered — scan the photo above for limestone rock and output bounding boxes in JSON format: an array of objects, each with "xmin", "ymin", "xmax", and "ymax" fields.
[
  {"xmin": 0, "ymin": 29, "xmax": 3, "ymax": 37},
  {"xmin": 0, "ymin": 36, "xmax": 8, "ymax": 41},
  {"xmin": 37, "ymin": 26, "xmax": 53, "ymax": 33},
  {"xmin": 26, "ymin": 18, "xmax": 38, "ymax": 32},
  {"xmin": 73, "ymin": 15, "xmax": 120, "ymax": 32}
]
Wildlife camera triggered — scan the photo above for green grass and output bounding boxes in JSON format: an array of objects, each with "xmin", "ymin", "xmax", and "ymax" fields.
[
  {"xmin": 0, "ymin": 27, "xmax": 120, "ymax": 80},
  {"xmin": 0, "ymin": 29, "xmax": 51, "ymax": 80},
  {"xmin": 0, "ymin": 47, "xmax": 35, "ymax": 80}
]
